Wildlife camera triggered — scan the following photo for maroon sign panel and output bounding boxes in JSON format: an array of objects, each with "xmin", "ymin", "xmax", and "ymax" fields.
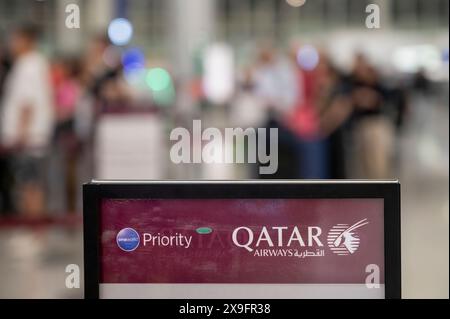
[{"xmin": 100, "ymin": 198, "xmax": 384, "ymax": 284}]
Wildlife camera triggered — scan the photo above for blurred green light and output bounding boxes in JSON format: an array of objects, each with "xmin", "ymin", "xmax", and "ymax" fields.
[{"xmin": 146, "ymin": 68, "xmax": 171, "ymax": 92}]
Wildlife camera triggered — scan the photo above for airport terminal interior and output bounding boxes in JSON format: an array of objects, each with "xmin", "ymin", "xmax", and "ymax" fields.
[{"xmin": 0, "ymin": 0, "xmax": 448, "ymax": 298}]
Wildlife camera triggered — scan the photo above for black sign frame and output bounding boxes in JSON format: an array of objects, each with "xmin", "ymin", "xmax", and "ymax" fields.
[{"xmin": 83, "ymin": 180, "xmax": 401, "ymax": 299}]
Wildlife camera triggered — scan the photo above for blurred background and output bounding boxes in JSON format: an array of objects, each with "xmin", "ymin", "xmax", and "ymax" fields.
[{"xmin": 0, "ymin": 0, "xmax": 448, "ymax": 298}]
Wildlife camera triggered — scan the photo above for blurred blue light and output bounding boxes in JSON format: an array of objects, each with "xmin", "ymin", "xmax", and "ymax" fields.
[
  {"xmin": 108, "ymin": 18, "xmax": 133, "ymax": 46},
  {"xmin": 297, "ymin": 45, "xmax": 320, "ymax": 71},
  {"xmin": 122, "ymin": 48, "xmax": 145, "ymax": 70}
]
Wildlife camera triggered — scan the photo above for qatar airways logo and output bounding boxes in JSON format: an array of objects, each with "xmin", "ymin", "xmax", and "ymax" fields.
[
  {"xmin": 232, "ymin": 219, "xmax": 369, "ymax": 257},
  {"xmin": 327, "ymin": 219, "xmax": 369, "ymax": 255}
]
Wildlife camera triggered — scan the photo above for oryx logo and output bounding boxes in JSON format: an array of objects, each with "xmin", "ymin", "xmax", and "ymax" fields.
[
  {"xmin": 116, "ymin": 228, "xmax": 140, "ymax": 252},
  {"xmin": 327, "ymin": 219, "xmax": 369, "ymax": 255}
]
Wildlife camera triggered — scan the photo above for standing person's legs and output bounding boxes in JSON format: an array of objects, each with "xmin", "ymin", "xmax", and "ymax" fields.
[
  {"xmin": 257, "ymin": 118, "xmax": 299, "ymax": 179},
  {"xmin": 298, "ymin": 138, "xmax": 330, "ymax": 179},
  {"xmin": 348, "ymin": 121, "xmax": 364, "ymax": 179},
  {"xmin": 0, "ymin": 153, "xmax": 14, "ymax": 214},
  {"xmin": 47, "ymin": 141, "xmax": 66, "ymax": 214},
  {"xmin": 66, "ymin": 152, "xmax": 78, "ymax": 212},
  {"xmin": 356, "ymin": 117, "xmax": 394, "ymax": 179},
  {"xmin": 368, "ymin": 116, "xmax": 394, "ymax": 179},
  {"xmin": 13, "ymin": 154, "xmax": 48, "ymax": 218}
]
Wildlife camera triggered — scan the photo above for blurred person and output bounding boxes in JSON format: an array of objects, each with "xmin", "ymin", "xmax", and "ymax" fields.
[
  {"xmin": 315, "ymin": 55, "xmax": 353, "ymax": 179},
  {"xmin": 72, "ymin": 35, "xmax": 115, "ymax": 211},
  {"xmin": 286, "ymin": 43, "xmax": 315, "ymax": 139},
  {"xmin": 229, "ymin": 67, "xmax": 268, "ymax": 179},
  {"xmin": 413, "ymin": 67, "xmax": 432, "ymax": 96},
  {"xmin": 251, "ymin": 44, "xmax": 300, "ymax": 179},
  {"xmin": 81, "ymin": 34, "xmax": 129, "ymax": 112},
  {"xmin": 0, "ymin": 42, "xmax": 11, "ymax": 97},
  {"xmin": 0, "ymin": 24, "xmax": 54, "ymax": 217},
  {"xmin": 252, "ymin": 44, "xmax": 298, "ymax": 116},
  {"xmin": 0, "ymin": 40, "xmax": 13, "ymax": 214},
  {"xmin": 285, "ymin": 46, "xmax": 330, "ymax": 179},
  {"xmin": 48, "ymin": 57, "xmax": 83, "ymax": 213},
  {"xmin": 82, "ymin": 35, "xmax": 114, "ymax": 87},
  {"xmin": 229, "ymin": 67, "xmax": 267, "ymax": 129},
  {"xmin": 317, "ymin": 54, "xmax": 406, "ymax": 179},
  {"xmin": 73, "ymin": 35, "xmax": 114, "ymax": 146},
  {"xmin": 346, "ymin": 53, "xmax": 395, "ymax": 179},
  {"xmin": 73, "ymin": 35, "xmax": 131, "ymax": 209}
]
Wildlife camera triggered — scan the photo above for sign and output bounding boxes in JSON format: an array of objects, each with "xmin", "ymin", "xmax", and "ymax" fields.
[{"xmin": 83, "ymin": 181, "xmax": 401, "ymax": 299}]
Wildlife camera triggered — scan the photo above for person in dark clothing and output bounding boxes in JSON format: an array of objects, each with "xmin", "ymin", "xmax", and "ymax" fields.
[
  {"xmin": 345, "ymin": 54, "xmax": 395, "ymax": 178},
  {"xmin": 315, "ymin": 56, "xmax": 353, "ymax": 179},
  {"xmin": 0, "ymin": 44, "xmax": 13, "ymax": 214}
]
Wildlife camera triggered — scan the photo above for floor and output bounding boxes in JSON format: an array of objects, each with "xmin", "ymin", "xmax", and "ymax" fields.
[{"xmin": 398, "ymin": 95, "xmax": 449, "ymax": 298}]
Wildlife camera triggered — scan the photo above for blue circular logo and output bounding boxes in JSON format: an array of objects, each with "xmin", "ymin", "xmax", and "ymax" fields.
[{"xmin": 116, "ymin": 228, "xmax": 140, "ymax": 252}]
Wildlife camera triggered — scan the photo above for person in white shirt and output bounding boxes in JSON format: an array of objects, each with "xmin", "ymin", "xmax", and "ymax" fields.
[{"xmin": 0, "ymin": 24, "xmax": 54, "ymax": 217}]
